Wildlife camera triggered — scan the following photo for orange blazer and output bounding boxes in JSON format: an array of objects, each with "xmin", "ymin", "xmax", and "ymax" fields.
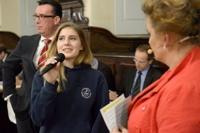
[{"xmin": 128, "ymin": 46, "xmax": 200, "ymax": 133}]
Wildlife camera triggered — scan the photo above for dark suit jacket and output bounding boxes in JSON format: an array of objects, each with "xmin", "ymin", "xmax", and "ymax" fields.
[
  {"xmin": 98, "ymin": 61, "xmax": 116, "ymax": 91},
  {"xmin": 117, "ymin": 66, "xmax": 163, "ymax": 97},
  {"xmin": 0, "ymin": 61, "xmax": 3, "ymax": 81},
  {"xmin": 2, "ymin": 34, "xmax": 41, "ymax": 120},
  {"xmin": 0, "ymin": 53, "xmax": 22, "ymax": 81}
]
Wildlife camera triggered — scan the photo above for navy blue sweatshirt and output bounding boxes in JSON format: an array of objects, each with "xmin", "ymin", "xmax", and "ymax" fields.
[{"xmin": 30, "ymin": 64, "xmax": 109, "ymax": 133}]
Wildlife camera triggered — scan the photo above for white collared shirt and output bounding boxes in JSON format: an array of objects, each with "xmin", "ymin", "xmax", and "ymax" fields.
[{"xmin": 32, "ymin": 36, "xmax": 53, "ymax": 68}]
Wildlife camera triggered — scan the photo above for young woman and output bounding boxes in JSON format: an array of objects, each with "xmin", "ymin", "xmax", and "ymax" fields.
[{"xmin": 30, "ymin": 22, "xmax": 109, "ymax": 133}]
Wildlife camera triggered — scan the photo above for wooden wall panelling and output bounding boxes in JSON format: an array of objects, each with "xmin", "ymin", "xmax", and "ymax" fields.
[
  {"xmin": 95, "ymin": 53, "xmax": 135, "ymax": 90},
  {"xmin": 86, "ymin": 26, "xmax": 149, "ymax": 53},
  {"xmin": 61, "ymin": 1, "xmax": 88, "ymax": 28},
  {"xmin": 0, "ymin": 31, "xmax": 20, "ymax": 52}
]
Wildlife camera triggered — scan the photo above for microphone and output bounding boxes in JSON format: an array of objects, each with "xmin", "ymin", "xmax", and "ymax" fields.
[
  {"xmin": 147, "ymin": 45, "xmax": 165, "ymax": 54},
  {"xmin": 39, "ymin": 53, "xmax": 65, "ymax": 76},
  {"xmin": 147, "ymin": 49, "xmax": 153, "ymax": 54}
]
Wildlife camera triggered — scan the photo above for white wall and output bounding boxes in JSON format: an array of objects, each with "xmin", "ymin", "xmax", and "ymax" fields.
[
  {"xmin": 19, "ymin": 0, "xmax": 38, "ymax": 36},
  {"xmin": 0, "ymin": 0, "xmax": 20, "ymax": 36},
  {"xmin": 0, "ymin": 0, "xmax": 1, "ymax": 29},
  {"xmin": 114, "ymin": 0, "xmax": 148, "ymax": 36},
  {"xmin": 83, "ymin": 0, "xmax": 115, "ymax": 34},
  {"xmin": 0, "ymin": 0, "xmax": 146, "ymax": 37},
  {"xmin": 0, "ymin": 0, "xmax": 115, "ymax": 37}
]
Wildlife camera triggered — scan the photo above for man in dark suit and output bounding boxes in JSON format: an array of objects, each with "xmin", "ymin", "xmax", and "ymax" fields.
[
  {"xmin": 2, "ymin": 1, "xmax": 62, "ymax": 133},
  {"xmin": 109, "ymin": 44, "xmax": 163, "ymax": 100}
]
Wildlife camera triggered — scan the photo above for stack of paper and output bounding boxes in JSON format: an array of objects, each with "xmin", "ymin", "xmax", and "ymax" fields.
[{"xmin": 100, "ymin": 94, "xmax": 131, "ymax": 132}]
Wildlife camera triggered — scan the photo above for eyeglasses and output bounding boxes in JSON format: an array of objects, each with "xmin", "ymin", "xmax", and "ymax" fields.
[
  {"xmin": 33, "ymin": 14, "xmax": 56, "ymax": 21},
  {"xmin": 133, "ymin": 58, "xmax": 147, "ymax": 65}
]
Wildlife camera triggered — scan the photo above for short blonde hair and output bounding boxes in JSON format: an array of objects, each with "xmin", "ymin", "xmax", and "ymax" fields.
[{"xmin": 142, "ymin": 0, "xmax": 200, "ymax": 44}]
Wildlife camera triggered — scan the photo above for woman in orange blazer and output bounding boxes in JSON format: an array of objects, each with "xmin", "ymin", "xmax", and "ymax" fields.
[{"xmin": 112, "ymin": 0, "xmax": 200, "ymax": 132}]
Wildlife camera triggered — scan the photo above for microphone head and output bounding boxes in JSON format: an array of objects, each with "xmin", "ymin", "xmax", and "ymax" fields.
[
  {"xmin": 56, "ymin": 53, "xmax": 65, "ymax": 62},
  {"xmin": 147, "ymin": 49, "xmax": 153, "ymax": 54}
]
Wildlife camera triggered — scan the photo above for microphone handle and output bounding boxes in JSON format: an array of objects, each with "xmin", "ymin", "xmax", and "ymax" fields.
[{"xmin": 39, "ymin": 63, "xmax": 57, "ymax": 76}]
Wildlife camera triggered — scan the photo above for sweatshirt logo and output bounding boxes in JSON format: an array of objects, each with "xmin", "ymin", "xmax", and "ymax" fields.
[{"xmin": 81, "ymin": 88, "xmax": 92, "ymax": 99}]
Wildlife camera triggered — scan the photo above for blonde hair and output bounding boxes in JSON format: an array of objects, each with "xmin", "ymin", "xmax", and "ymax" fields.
[
  {"xmin": 142, "ymin": 0, "xmax": 200, "ymax": 44},
  {"xmin": 46, "ymin": 22, "xmax": 93, "ymax": 92}
]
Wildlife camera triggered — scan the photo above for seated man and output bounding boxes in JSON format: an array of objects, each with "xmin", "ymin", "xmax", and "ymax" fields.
[
  {"xmin": 109, "ymin": 44, "xmax": 163, "ymax": 100},
  {"xmin": 92, "ymin": 57, "xmax": 116, "ymax": 91}
]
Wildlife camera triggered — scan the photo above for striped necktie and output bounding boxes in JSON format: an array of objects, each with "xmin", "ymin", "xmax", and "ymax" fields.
[
  {"xmin": 132, "ymin": 71, "xmax": 142, "ymax": 99},
  {"xmin": 38, "ymin": 38, "xmax": 51, "ymax": 69}
]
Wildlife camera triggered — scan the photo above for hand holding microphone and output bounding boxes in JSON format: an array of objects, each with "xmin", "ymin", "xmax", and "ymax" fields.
[
  {"xmin": 39, "ymin": 53, "xmax": 65, "ymax": 76},
  {"xmin": 39, "ymin": 53, "xmax": 65, "ymax": 84}
]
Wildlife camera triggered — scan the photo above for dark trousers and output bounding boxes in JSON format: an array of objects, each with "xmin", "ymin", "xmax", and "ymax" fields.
[
  {"xmin": 0, "ymin": 93, "xmax": 17, "ymax": 133},
  {"xmin": 16, "ymin": 115, "xmax": 40, "ymax": 133}
]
